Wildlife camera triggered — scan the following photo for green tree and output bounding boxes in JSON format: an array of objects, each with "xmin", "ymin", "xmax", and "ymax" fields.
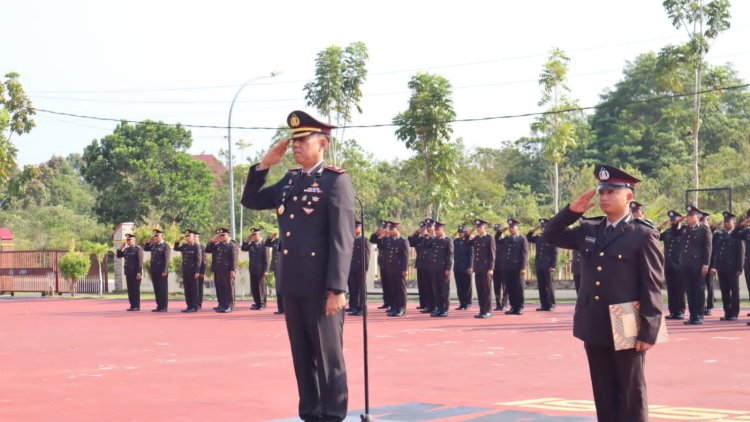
[
  {"xmin": 58, "ymin": 244, "xmax": 91, "ymax": 297},
  {"xmin": 304, "ymin": 42, "xmax": 369, "ymax": 167},
  {"xmin": 82, "ymin": 241, "xmax": 111, "ymax": 295},
  {"xmin": 81, "ymin": 121, "xmax": 214, "ymax": 229},
  {"xmin": 531, "ymin": 48, "xmax": 584, "ymax": 212},
  {"xmin": 1, "ymin": 72, "xmax": 36, "ymax": 193},
  {"xmin": 661, "ymin": 0, "xmax": 731, "ymax": 202},
  {"xmin": 393, "ymin": 72, "xmax": 458, "ymax": 220}
]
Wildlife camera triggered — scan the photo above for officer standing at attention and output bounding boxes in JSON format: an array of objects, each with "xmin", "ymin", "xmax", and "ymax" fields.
[
  {"xmin": 409, "ymin": 219, "xmax": 433, "ymax": 313},
  {"xmin": 241, "ymin": 228, "xmax": 270, "ymax": 310},
  {"xmin": 116, "ymin": 233, "xmax": 143, "ymax": 311},
  {"xmin": 709, "ymin": 211, "xmax": 744, "ymax": 321},
  {"xmin": 205, "ymin": 228, "xmax": 239, "ymax": 313},
  {"xmin": 347, "ymin": 221, "xmax": 370, "ymax": 316},
  {"xmin": 174, "ymin": 230, "xmax": 203, "ymax": 313},
  {"xmin": 241, "ymin": 110, "xmax": 355, "ymax": 422},
  {"xmin": 543, "ymin": 164, "xmax": 664, "ymax": 422},
  {"xmin": 528, "ymin": 218, "xmax": 558, "ymax": 311},
  {"xmin": 679, "ymin": 205, "xmax": 712, "ymax": 324},
  {"xmin": 424, "ymin": 221, "xmax": 453, "ymax": 317},
  {"xmin": 144, "ymin": 229, "xmax": 171, "ymax": 312},
  {"xmin": 492, "ymin": 223, "xmax": 509, "ymax": 311},
  {"xmin": 382, "ymin": 221, "xmax": 410, "ymax": 317},
  {"xmin": 466, "ymin": 219, "xmax": 496, "ymax": 319},
  {"xmin": 453, "ymin": 225, "xmax": 474, "ymax": 310},
  {"xmin": 265, "ymin": 232, "xmax": 284, "ymax": 314},
  {"xmin": 195, "ymin": 234, "xmax": 207, "ymax": 310},
  {"xmin": 658, "ymin": 211, "xmax": 686, "ymax": 320},
  {"xmin": 701, "ymin": 214, "xmax": 718, "ymax": 316},
  {"xmin": 499, "ymin": 218, "xmax": 529, "ymax": 315},
  {"xmin": 370, "ymin": 222, "xmax": 392, "ymax": 311}
]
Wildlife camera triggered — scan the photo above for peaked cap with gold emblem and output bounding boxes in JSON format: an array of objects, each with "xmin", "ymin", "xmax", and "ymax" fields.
[{"xmin": 287, "ymin": 110, "xmax": 336, "ymax": 139}]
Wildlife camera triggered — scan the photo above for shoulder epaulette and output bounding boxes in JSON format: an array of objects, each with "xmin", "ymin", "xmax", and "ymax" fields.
[
  {"xmin": 634, "ymin": 218, "xmax": 656, "ymax": 229},
  {"xmin": 324, "ymin": 165, "xmax": 347, "ymax": 174},
  {"xmin": 288, "ymin": 167, "xmax": 302, "ymax": 172}
]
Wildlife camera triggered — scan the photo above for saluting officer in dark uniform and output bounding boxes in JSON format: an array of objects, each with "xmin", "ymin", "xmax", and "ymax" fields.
[
  {"xmin": 453, "ymin": 225, "xmax": 474, "ymax": 310},
  {"xmin": 543, "ymin": 164, "xmax": 664, "ymax": 422},
  {"xmin": 241, "ymin": 228, "xmax": 270, "ymax": 310},
  {"xmin": 710, "ymin": 211, "xmax": 744, "ymax": 321},
  {"xmin": 528, "ymin": 218, "xmax": 558, "ymax": 311},
  {"xmin": 205, "ymin": 228, "xmax": 239, "ymax": 313},
  {"xmin": 658, "ymin": 211, "xmax": 686, "ymax": 319},
  {"xmin": 195, "ymin": 234, "xmax": 206, "ymax": 309},
  {"xmin": 370, "ymin": 221, "xmax": 392, "ymax": 311},
  {"xmin": 466, "ymin": 219, "xmax": 496, "ymax": 319},
  {"xmin": 174, "ymin": 229, "xmax": 203, "ymax": 313},
  {"xmin": 265, "ymin": 233, "xmax": 283, "ymax": 314},
  {"xmin": 144, "ymin": 229, "xmax": 171, "ymax": 312},
  {"xmin": 241, "ymin": 110, "xmax": 355, "ymax": 422},
  {"xmin": 679, "ymin": 205, "xmax": 712, "ymax": 324},
  {"xmin": 492, "ymin": 223, "xmax": 509, "ymax": 311},
  {"xmin": 630, "ymin": 201, "xmax": 655, "ymax": 228},
  {"xmin": 347, "ymin": 221, "xmax": 370, "ymax": 317},
  {"xmin": 409, "ymin": 219, "xmax": 433, "ymax": 313},
  {"xmin": 116, "ymin": 233, "xmax": 143, "ymax": 311},
  {"xmin": 498, "ymin": 218, "xmax": 529, "ymax": 315},
  {"xmin": 424, "ymin": 221, "xmax": 453, "ymax": 317},
  {"xmin": 381, "ymin": 221, "xmax": 410, "ymax": 317}
]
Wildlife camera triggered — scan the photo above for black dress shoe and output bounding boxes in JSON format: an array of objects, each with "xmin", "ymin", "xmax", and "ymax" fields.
[
  {"xmin": 388, "ymin": 309, "xmax": 405, "ymax": 317},
  {"xmin": 215, "ymin": 307, "xmax": 226, "ymax": 313},
  {"xmin": 704, "ymin": 309, "xmax": 712, "ymax": 316},
  {"xmin": 474, "ymin": 312, "xmax": 491, "ymax": 319},
  {"xmin": 420, "ymin": 308, "xmax": 434, "ymax": 314},
  {"xmin": 430, "ymin": 310, "xmax": 440, "ymax": 317},
  {"xmin": 494, "ymin": 306, "xmax": 502, "ymax": 311},
  {"xmin": 665, "ymin": 314, "xmax": 677, "ymax": 319},
  {"xmin": 274, "ymin": 311, "xmax": 284, "ymax": 315},
  {"xmin": 504, "ymin": 309, "xmax": 516, "ymax": 315},
  {"xmin": 673, "ymin": 313, "xmax": 685, "ymax": 320},
  {"xmin": 213, "ymin": 306, "xmax": 220, "ymax": 311},
  {"xmin": 436, "ymin": 311, "xmax": 448, "ymax": 317},
  {"xmin": 350, "ymin": 310, "xmax": 363, "ymax": 316},
  {"xmin": 219, "ymin": 308, "xmax": 232, "ymax": 313},
  {"xmin": 156, "ymin": 309, "xmax": 168, "ymax": 312},
  {"xmin": 127, "ymin": 307, "xmax": 139, "ymax": 311},
  {"xmin": 152, "ymin": 308, "xmax": 162, "ymax": 312},
  {"xmin": 727, "ymin": 316, "xmax": 738, "ymax": 321},
  {"xmin": 377, "ymin": 304, "xmax": 389, "ymax": 309},
  {"xmin": 416, "ymin": 306, "xmax": 423, "ymax": 310},
  {"xmin": 536, "ymin": 307, "xmax": 546, "ymax": 311},
  {"xmin": 454, "ymin": 306, "xmax": 465, "ymax": 310}
]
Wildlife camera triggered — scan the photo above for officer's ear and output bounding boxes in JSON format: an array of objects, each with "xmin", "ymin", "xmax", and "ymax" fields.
[
  {"xmin": 318, "ymin": 135, "xmax": 329, "ymax": 151},
  {"xmin": 626, "ymin": 190, "xmax": 634, "ymax": 202}
]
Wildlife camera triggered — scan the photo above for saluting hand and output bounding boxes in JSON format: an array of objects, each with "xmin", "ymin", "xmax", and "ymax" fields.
[
  {"xmin": 259, "ymin": 138, "xmax": 291, "ymax": 170},
  {"xmin": 570, "ymin": 189, "xmax": 597, "ymax": 214}
]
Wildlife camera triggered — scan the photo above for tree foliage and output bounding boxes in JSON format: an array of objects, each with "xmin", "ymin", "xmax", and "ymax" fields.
[{"xmin": 0, "ymin": 72, "xmax": 36, "ymax": 185}]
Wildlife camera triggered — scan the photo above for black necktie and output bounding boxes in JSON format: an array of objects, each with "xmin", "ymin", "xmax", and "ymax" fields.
[{"xmin": 604, "ymin": 224, "xmax": 615, "ymax": 243}]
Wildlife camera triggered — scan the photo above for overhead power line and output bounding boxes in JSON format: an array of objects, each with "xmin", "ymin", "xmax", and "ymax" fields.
[{"xmin": 35, "ymin": 83, "xmax": 750, "ymax": 133}]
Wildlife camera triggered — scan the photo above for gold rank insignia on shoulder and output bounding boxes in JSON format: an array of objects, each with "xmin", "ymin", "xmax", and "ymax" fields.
[{"xmin": 278, "ymin": 204, "xmax": 285, "ymax": 215}]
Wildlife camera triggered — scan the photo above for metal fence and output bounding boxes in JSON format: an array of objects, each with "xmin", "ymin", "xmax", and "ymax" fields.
[{"xmin": 0, "ymin": 251, "xmax": 108, "ymax": 295}]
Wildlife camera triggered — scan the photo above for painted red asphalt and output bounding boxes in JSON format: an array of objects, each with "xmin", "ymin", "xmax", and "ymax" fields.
[{"xmin": 1, "ymin": 298, "xmax": 749, "ymax": 421}]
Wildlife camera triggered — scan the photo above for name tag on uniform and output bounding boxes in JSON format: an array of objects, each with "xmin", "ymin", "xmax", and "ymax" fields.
[
  {"xmin": 304, "ymin": 187, "xmax": 322, "ymax": 194},
  {"xmin": 585, "ymin": 236, "xmax": 596, "ymax": 244}
]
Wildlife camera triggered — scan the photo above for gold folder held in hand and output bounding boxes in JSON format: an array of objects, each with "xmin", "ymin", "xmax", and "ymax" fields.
[{"xmin": 609, "ymin": 301, "xmax": 668, "ymax": 351}]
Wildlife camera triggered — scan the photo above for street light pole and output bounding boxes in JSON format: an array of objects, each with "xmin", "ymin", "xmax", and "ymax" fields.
[{"xmin": 227, "ymin": 71, "xmax": 282, "ymax": 240}]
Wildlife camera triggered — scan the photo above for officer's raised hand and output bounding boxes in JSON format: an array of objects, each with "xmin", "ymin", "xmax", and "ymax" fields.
[
  {"xmin": 259, "ymin": 138, "xmax": 291, "ymax": 170},
  {"xmin": 570, "ymin": 189, "xmax": 597, "ymax": 214}
]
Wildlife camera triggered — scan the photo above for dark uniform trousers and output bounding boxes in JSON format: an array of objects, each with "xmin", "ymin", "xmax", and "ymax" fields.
[
  {"xmin": 584, "ymin": 344, "xmax": 648, "ymax": 422},
  {"xmin": 183, "ymin": 272, "xmax": 198, "ymax": 309},
  {"xmin": 150, "ymin": 270, "xmax": 168, "ymax": 310},
  {"xmin": 573, "ymin": 272, "xmax": 581, "ymax": 294},
  {"xmin": 681, "ymin": 264, "xmax": 705, "ymax": 319},
  {"xmin": 426, "ymin": 268, "xmax": 449, "ymax": 313},
  {"xmin": 125, "ymin": 272, "xmax": 141, "ymax": 309},
  {"xmin": 492, "ymin": 270, "xmax": 509, "ymax": 309},
  {"xmin": 704, "ymin": 272, "xmax": 715, "ymax": 311},
  {"xmin": 347, "ymin": 269, "xmax": 365, "ymax": 310},
  {"xmin": 536, "ymin": 268, "xmax": 556, "ymax": 309},
  {"xmin": 501, "ymin": 270, "xmax": 524, "ymax": 310},
  {"xmin": 215, "ymin": 271, "xmax": 235, "ymax": 310},
  {"xmin": 383, "ymin": 270, "xmax": 407, "ymax": 312},
  {"xmin": 417, "ymin": 268, "xmax": 433, "ymax": 310},
  {"xmin": 284, "ymin": 295, "xmax": 347, "ymax": 422},
  {"xmin": 664, "ymin": 263, "xmax": 685, "ymax": 316},
  {"xmin": 454, "ymin": 270, "xmax": 473, "ymax": 307},
  {"xmin": 475, "ymin": 271, "xmax": 492, "ymax": 314},
  {"xmin": 251, "ymin": 271, "xmax": 268, "ymax": 307},
  {"xmin": 717, "ymin": 270, "xmax": 740, "ymax": 318},
  {"xmin": 379, "ymin": 266, "xmax": 392, "ymax": 308}
]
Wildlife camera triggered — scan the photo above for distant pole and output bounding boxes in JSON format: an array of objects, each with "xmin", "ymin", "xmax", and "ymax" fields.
[{"xmin": 227, "ymin": 71, "xmax": 282, "ymax": 240}]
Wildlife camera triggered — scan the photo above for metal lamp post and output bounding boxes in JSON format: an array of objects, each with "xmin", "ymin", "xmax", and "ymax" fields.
[{"xmin": 227, "ymin": 71, "xmax": 282, "ymax": 240}]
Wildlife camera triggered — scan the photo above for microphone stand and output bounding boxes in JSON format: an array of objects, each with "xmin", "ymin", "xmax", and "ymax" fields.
[{"xmin": 354, "ymin": 194, "xmax": 374, "ymax": 421}]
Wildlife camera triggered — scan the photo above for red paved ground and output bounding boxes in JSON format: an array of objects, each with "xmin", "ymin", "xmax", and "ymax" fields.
[{"xmin": 1, "ymin": 297, "xmax": 749, "ymax": 421}]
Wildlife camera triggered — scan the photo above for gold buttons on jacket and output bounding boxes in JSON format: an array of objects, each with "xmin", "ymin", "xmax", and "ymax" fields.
[
  {"xmin": 594, "ymin": 295, "xmax": 600, "ymax": 301},
  {"xmin": 311, "ymin": 252, "xmax": 316, "ymax": 257},
  {"xmin": 283, "ymin": 249, "xmax": 288, "ymax": 255},
  {"xmin": 293, "ymin": 196, "xmax": 298, "ymax": 201},
  {"xmin": 290, "ymin": 214, "xmax": 295, "ymax": 219},
  {"xmin": 599, "ymin": 252, "xmax": 604, "ymax": 257},
  {"xmin": 618, "ymin": 255, "xmax": 622, "ymax": 259},
  {"xmin": 597, "ymin": 266, "xmax": 602, "ymax": 272},
  {"xmin": 595, "ymin": 281, "xmax": 601, "ymax": 287},
  {"xmin": 286, "ymin": 231, "xmax": 291, "ymax": 237}
]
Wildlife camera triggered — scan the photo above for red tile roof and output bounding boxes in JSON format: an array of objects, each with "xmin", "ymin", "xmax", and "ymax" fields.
[{"xmin": 0, "ymin": 228, "xmax": 14, "ymax": 240}]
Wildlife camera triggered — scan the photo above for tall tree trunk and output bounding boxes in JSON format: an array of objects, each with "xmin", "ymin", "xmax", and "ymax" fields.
[
  {"xmin": 554, "ymin": 162, "xmax": 560, "ymax": 213},
  {"xmin": 693, "ymin": 4, "xmax": 704, "ymax": 206}
]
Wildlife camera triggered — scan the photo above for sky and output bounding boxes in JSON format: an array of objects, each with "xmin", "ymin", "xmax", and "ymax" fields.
[{"xmin": 4, "ymin": 0, "xmax": 750, "ymax": 168}]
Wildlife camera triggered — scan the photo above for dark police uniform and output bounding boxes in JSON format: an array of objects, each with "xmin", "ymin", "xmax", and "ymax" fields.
[
  {"xmin": 381, "ymin": 228, "xmax": 410, "ymax": 317},
  {"xmin": 143, "ymin": 233, "xmax": 171, "ymax": 311},
  {"xmin": 205, "ymin": 230, "xmax": 239, "ymax": 312},
  {"xmin": 710, "ymin": 212, "xmax": 744, "ymax": 320},
  {"xmin": 174, "ymin": 232, "xmax": 203, "ymax": 312},
  {"xmin": 370, "ymin": 228, "xmax": 392, "ymax": 309},
  {"xmin": 543, "ymin": 165, "xmax": 664, "ymax": 422},
  {"xmin": 498, "ymin": 221, "xmax": 529, "ymax": 315},
  {"xmin": 453, "ymin": 228, "xmax": 474, "ymax": 310},
  {"xmin": 241, "ymin": 110, "xmax": 355, "ymax": 422},
  {"xmin": 660, "ymin": 212, "xmax": 685, "ymax": 319},
  {"xmin": 737, "ymin": 221, "xmax": 750, "ymax": 313},
  {"xmin": 679, "ymin": 206, "xmax": 712, "ymax": 324},
  {"xmin": 702, "ymin": 216, "xmax": 718, "ymax": 315},
  {"xmin": 348, "ymin": 226, "xmax": 370, "ymax": 316},
  {"xmin": 116, "ymin": 235, "xmax": 143, "ymax": 311},
  {"xmin": 197, "ymin": 241, "xmax": 207, "ymax": 308},
  {"xmin": 423, "ymin": 227, "xmax": 453, "ymax": 316},
  {"xmin": 528, "ymin": 219, "xmax": 558, "ymax": 311},
  {"xmin": 465, "ymin": 220, "xmax": 496, "ymax": 318},
  {"xmin": 241, "ymin": 233, "xmax": 270, "ymax": 310},
  {"xmin": 572, "ymin": 249, "xmax": 582, "ymax": 294},
  {"xmin": 409, "ymin": 224, "xmax": 432, "ymax": 312},
  {"xmin": 265, "ymin": 235, "xmax": 283, "ymax": 313},
  {"xmin": 492, "ymin": 227, "xmax": 509, "ymax": 311}
]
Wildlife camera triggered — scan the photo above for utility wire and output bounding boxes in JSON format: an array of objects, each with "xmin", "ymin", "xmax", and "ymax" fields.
[{"xmin": 34, "ymin": 83, "xmax": 750, "ymax": 132}]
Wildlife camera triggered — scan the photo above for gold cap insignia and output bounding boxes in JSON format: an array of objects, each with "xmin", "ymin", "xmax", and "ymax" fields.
[{"xmin": 290, "ymin": 113, "xmax": 301, "ymax": 128}]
